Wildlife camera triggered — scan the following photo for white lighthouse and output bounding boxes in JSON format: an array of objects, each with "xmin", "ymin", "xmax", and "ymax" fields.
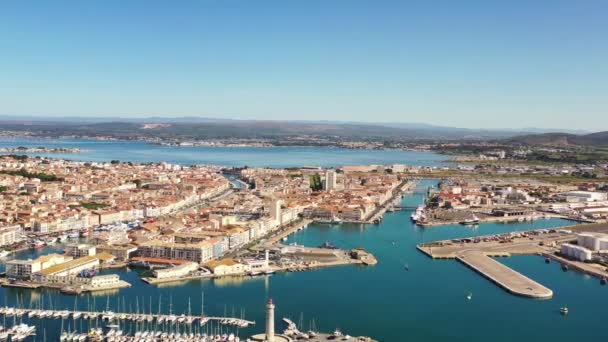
[
  {"xmin": 266, "ymin": 298, "xmax": 275, "ymax": 342},
  {"xmin": 249, "ymin": 299, "xmax": 291, "ymax": 342}
]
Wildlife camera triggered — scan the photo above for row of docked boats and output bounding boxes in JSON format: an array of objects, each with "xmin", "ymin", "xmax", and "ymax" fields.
[
  {"xmin": 62, "ymin": 328, "xmax": 241, "ymax": 342},
  {"xmin": 26, "ymin": 220, "xmax": 141, "ymax": 250},
  {"xmin": 0, "ymin": 307, "xmax": 251, "ymax": 328},
  {"xmin": 0, "ymin": 324, "xmax": 36, "ymax": 341},
  {"xmin": 28, "ymin": 231, "xmax": 82, "ymax": 249}
]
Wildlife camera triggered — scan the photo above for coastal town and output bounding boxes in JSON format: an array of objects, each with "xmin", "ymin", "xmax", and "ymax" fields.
[
  {"xmin": 0, "ymin": 152, "xmax": 607, "ymax": 340},
  {"xmin": 0, "ymin": 155, "xmax": 401, "ymax": 294}
]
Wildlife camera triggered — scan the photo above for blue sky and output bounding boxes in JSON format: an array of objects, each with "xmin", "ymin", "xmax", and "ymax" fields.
[{"xmin": 0, "ymin": 0, "xmax": 606, "ymax": 130}]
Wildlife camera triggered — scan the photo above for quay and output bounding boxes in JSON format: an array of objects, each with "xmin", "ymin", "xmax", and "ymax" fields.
[
  {"xmin": 266, "ymin": 219, "xmax": 313, "ymax": 244},
  {"xmin": 417, "ymin": 212, "xmax": 575, "ymax": 227},
  {"xmin": 364, "ymin": 180, "xmax": 417, "ymax": 224},
  {"xmin": 143, "ymin": 245, "xmax": 376, "ymax": 286},
  {"xmin": 418, "ymin": 222, "xmax": 608, "ymax": 297},
  {"xmin": 543, "ymin": 252, "xmax": 608, "ymax": 280},
  {"xmin": 457, "ymin": 250, "xmax": 552, "ymax": 298},
  {"xmin": 281, "ymin": 317, "xmax": 376, "ymax": 342}
]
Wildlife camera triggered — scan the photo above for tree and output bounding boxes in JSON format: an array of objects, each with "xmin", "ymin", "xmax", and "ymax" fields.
[{"xmin": 309, "ymin": 173, "xmax": 323, "ymax": 191}]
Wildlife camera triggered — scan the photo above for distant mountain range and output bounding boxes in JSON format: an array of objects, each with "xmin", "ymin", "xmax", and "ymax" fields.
[
  {"xmin": 506, "ymin": 131, "xmax": 608, "ymax": 147},
  {"xmin": 0, "ymin": 116, "xmax": 592, "ymax": 142}
]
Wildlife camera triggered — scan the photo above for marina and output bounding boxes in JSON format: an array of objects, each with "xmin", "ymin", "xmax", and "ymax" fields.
[{"xmin": 0, "ymin": 307, "xmax": 254, "ymax": 328}]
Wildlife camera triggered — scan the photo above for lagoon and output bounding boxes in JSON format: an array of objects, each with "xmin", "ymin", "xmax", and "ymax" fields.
[{"xmin": 0, "ymin": 138, "xmax": 445, "ymax": 168}]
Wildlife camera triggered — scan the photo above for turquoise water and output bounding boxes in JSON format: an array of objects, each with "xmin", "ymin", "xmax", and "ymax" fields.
[
  {"xmin": 1, "ymin": 180, "xmax": 604, "ymax": 341},
  {"xmin": 0, "ymin": 137, "xmax": 446, "ymax": 168}
]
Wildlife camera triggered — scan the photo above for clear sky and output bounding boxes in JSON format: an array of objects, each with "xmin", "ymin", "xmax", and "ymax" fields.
[{"xmin": 0, "ymin": 0, "xmax": 606, "ymax": 130}]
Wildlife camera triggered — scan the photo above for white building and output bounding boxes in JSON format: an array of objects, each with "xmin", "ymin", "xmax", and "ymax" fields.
[
  {"xmin": 6, "ymin": 253, "xmax": 73, "ymax": 279},
  {"xmin": 270, "ymin": 199, "xmax": 282, "ymax": 224},
  {"xmin": 205, "ymin": 258, "xmax": 250, "ymax": 276},
  {"xmin": 577, "ymin": 232, "xmax": 608, "ymax": 251},
  {"xmin": 561, "ymin": 191, "xmax": 608, "ymax": 203},
  {"xmin": 65, "ymin": 244, "xmax": 97, "ymax": 258},
  {"xmin": 153, "ymin": 262, "xmax": 199, "ymax": 279},
  {"xmin": 561, "ymin": 243, "xmax": 593, "ymax": 261},
  {"xmin": 324, "ymin": 170, "xmax": 337, "ymax": 192},
  {"xmin": 0, "ymin": 224, "xmax": 22, "ymax": 247}
]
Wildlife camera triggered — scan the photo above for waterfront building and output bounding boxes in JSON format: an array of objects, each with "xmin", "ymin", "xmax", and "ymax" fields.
[
  {"xmin": 153, "ymin": 261, "xmax": 199, "ymax": 279},
  {"xmin": 96, "ymin": 244, "xmax": 138, "ymax": 261},
  {"xmin": 64, "ymin": 243, "xmax": 97, "ymax": 258},
  {"xmin": 227, "ymin": 227, "xmax": 250, "ymax": 249},
  {"xmin": 0, "ymin": 224, "xmax": 22, "ymax": 247},
  {"xmin": 6, "ymin": 253, "xmax": 72, "ymax": 279},
  {"xmin": 138, "ymin": 239, "xmax": 213, "ymax": 263},
  {"xmin": 561, "ymin": 243, "xmax": 593, "ymax": 261},
  {"xmin": 6, "ymin": 259, "xmax": 41, "ymax": 279},
  {"xmin": 491, "ymin": 208, "xmax": 535, "ymax": 217},
  {"xmin": 577, "ymin": 233, "xmax": 608, "ymax": 251},
  {"xmin": 210, "ymin": 237, "xmax": 229, "ymax": 258},
  {"xmin": 33, "ymin": 274, "xmax": 122, "ymax": 289},
  {"xmin": 39, "ymin": 255, "xmax": 100, "ymax": 277},
  {"xmin": 204, "ymin": 258, "xmax": 249, "ymax": 276},
  {"xmin": 242, "ymin": 250, "xmax": 270, "ymax": 272}
]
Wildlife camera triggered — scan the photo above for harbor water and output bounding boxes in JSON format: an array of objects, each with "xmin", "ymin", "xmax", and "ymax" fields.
[{"xmin": 1, "ymin": 181, "xmax": 606, "ymax": 341}]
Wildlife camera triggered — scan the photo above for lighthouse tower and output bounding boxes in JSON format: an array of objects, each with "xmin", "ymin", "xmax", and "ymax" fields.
[{"xmin": 266, "ymin": 298, "xmax": 275, "ymax": 342}]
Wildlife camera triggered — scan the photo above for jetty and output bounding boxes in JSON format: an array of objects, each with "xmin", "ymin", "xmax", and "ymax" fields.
[
  {"xmin": 418, "ymin": 222, "xmax": 608, "ymax": 297},
  {"xmin": 457, "ymin": 250, "xmax": 552, "ymax": 298}
]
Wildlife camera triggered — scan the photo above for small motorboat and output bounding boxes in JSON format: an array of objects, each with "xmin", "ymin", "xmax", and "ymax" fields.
[
  {"xmin": 560, "ymin": 307, "xmax": 569, "ymax": 315},
  {"xmin": 32, "ymin": 240, "xmax": 46, "ymax": 249},
  {"xmin": 466, "ymin": 292, "xmax": 472, "ymax": 300},
  {"xmin": 460, "ymin": 215, "xmax": 480, "ymax": 225}
]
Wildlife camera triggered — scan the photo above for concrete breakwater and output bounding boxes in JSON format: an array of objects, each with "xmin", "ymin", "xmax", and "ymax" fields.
[
  {"xmin": 457, "ymin": 250, "xmax": 553, "ymax": 298},
  {"xmin": 418, "ymin": 222, "xmax": 608, "ymax": 298}
]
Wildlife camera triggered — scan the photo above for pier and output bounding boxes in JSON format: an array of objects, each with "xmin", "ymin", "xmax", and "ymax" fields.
[
  {"xmin": 457, "ymin": 251, "xmax": 553, "ymax": 298},
  {"xmin": 418, "ymin": 222, "xmax": 608, "ymax": 297}
]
